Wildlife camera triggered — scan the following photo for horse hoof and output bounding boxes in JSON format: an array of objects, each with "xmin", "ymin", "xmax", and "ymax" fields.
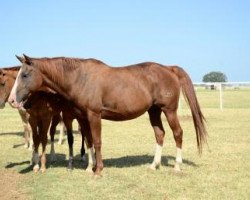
[
  {"xmin": 67, "ymin": 165, "xmax": 73, "ymax": 171},
  {"xmin": 93, "ymin": 169, "xmax": 102, "ymax": 177},
  {"xmin": 93, "ymin": 173, "xmax": 102, "ymax": 178},
  {"xmin": 40, "ymin": 168, "xmax": 46, "ymax": 173},
  {"xmin": 148, "ymin": 164, "xmax": 156, "ymax": 171},
  {"xmin": 148, "ymin": 163, "xmax": 160, "ymax": 171},
  {"xmin": 174, "ymin": 163, "xmax": 181, "ymax": 172},
  {"xmin": 33, "ymin": 166, "xmax": 39, "ymax": 173},
  {"xmin": 86, "ymin": 167, "xmax": 94, "ymax": 174}
]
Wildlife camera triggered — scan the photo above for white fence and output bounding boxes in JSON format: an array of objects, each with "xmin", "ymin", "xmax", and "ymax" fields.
[{"xmin": 183, "ymin": 82, "xmax": 250, "ymax": 110}]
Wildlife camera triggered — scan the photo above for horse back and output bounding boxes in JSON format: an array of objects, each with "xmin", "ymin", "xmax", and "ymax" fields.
[{"xmin": 79, "ymin": 62, "xmax": 180, "ymax": 119}]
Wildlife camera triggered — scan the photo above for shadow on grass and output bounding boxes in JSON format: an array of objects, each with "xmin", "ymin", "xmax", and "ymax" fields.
[
  {"xmin": 5, "ymin": 153, "xmax": 88, "ymax": 174},
  {"xmin": 0, "ymin": 131, "xmax": 23, "ymax": 137},
  {"xmin": 13, "ymin": 143, "xmax": 26, "ymax": 148},
  {"xmin": 104, "ymin": 154, "xmax": 197, "ymax": 168},
  {"xmin": 5, "ymin": 153, "xmax": 197, "ymax": 174}
]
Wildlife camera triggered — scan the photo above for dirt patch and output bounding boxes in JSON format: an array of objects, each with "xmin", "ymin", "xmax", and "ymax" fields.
[{"xmin": 0, "ymin": 169, "xmax": 28, "ymax": 200}]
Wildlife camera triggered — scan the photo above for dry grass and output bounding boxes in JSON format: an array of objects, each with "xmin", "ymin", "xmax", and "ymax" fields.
[{"xmin": 0, "ymin": 90, "xmax": 249, "ymax": 200}]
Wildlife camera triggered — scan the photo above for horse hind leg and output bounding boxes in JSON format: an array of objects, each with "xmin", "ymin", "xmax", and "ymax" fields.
[
  {"xmin": 63, "ymin": 115, "xmax": 74, "ymax": 170},
  {"xmin": 78, "ymin": 124, "xmax": 86, "ymax": 161},
  {"xmin": 58, "ymin": 114, "xmax": 65, "ymax": 145},
  {"xmin": 23, "ymin": 122, "xmax": 32, "ymax": 149},
  {"xmin": 163, "ymin": 108, "xmax": 183, "ymax": 172},
  {"xmin": 27, "ymin": 123, "xmax": 33, "ymax": 151},
  {"xmin": 49, "ymin": 115, "xmax": 61, "ymax": 162},
  {"xmin": 148, "ymin": 106, "xmax": 165, "ymax": 170},
  {"xmin": 39, "ymin": 119, "xmax": 51, "ymax": 173}
]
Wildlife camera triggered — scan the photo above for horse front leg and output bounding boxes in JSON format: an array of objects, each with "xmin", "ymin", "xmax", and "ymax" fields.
[
  {"xmin": 29, "ymin": 118, "xmax": 40, "ymax": 172},
  {"xmin": 49, "ymin": 114, "xmax": 61, "ymax": 162},
  {"xmin": 88, "ymin": 111, "xmax": 103, "ymax": 176}
]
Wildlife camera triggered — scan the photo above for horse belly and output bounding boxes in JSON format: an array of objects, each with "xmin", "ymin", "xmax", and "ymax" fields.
[
  {"xmin": 101, "ymin": 93, "xmax": 151, "ymax": 121},
  {"xmin": 101, "ymin": 108, "xmax": 147, "ymax": 121}
]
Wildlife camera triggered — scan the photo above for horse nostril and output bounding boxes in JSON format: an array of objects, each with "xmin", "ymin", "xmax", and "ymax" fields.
[{"xmin": 8, "ymin": 98, "xmax": 14, "ymax": 104}]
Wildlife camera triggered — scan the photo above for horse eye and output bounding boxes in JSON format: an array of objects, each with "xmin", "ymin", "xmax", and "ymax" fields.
[{"xmin": 22, "ymin": 73, "xmax": 28, "ymax": 78}]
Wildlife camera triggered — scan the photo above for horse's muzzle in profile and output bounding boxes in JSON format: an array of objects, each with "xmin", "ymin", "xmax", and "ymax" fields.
[{"xmin": 8, "ymin": 95, "xmax": 23, "ymax": 109}]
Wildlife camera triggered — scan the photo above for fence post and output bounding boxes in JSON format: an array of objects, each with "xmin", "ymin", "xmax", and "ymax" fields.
[{"xmin": 219, "ymin": 83, "xmax": 223, "ymax": 110}]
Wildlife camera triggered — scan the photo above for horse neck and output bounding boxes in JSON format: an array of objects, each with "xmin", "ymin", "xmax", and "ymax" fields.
[
  {"xmin": 38, "ymin": 59, "xmax": 105, "ymax": 101},
  {"xmin": 39, "ymin": 62, "xmax": 78, "ymax": 100}
]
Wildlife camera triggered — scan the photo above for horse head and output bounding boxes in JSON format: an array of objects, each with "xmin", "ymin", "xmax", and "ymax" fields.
[
  {"xmin": 0, "ymin": 67, "xmax": 20, "ymax": 108},
  {"xmin": 8, "ymin": 55, "xmax": 43, "ymax": 108}
]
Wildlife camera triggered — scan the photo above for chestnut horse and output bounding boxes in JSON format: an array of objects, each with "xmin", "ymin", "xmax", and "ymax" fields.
[
  {"xmin": 0, "ymin": 67, "xmax": 33, "ymax": 149},
  {"xmin": 9, "ymin": 55, "xmax": 207, "ymax": 176},
  {"xmin": 0, "ymin": 66, "xmax": 95, "ymax": 172},
  {"xmin": 23, "ymin": 91, "xmax": 95, "ymax": 172},
  {"xmin": 0, "ymin": 66, "xmax": 65, "ymax": 147}
]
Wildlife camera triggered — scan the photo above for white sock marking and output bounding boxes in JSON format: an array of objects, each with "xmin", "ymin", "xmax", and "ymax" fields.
[
  {"xmin": 150, "ymin": 143, "xmax": 162, "ymax": 169},
  {"xmin": 176, "ymin": 147, "xmax": 182, "ymax": 163},
  {"xmin": 86, "ymin": 147, "xmax": 96, "ymax": 172}
]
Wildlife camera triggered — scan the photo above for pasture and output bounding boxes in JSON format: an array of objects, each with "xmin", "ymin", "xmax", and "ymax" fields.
[{"xmin": 0, "ymin": 89, "xmax": 249, "ymax": 200}]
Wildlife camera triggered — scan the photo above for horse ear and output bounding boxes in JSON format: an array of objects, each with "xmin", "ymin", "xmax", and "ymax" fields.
[
  {"xmin": 23, "ymin": 54, "xmax": 33, "ymax": 65},
  {"xmin": 16, "ymin": 55, "xmax": 25, "ymax": 63}
]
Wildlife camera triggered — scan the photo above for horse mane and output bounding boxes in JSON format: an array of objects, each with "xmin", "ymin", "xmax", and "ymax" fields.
[
  {"xmin": 35, "ymin": 57, "xmax": 105, "ymax": 70},
  {"xmin": 33, "ymin": 57, "xmax": 105, "ymax": 85},
  {"xmin": 0, "ymin": 66, "xmax": 21, "ymax": 71}
]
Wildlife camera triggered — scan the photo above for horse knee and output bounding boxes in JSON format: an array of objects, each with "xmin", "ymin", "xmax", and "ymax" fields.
[{"xmin": 174, "ymin": 129, "xmax": 183, "ymax": 147}]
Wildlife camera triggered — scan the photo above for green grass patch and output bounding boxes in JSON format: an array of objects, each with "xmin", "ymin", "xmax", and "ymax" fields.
[{"xmin": 0, "ymin": 90, "xmax": 249, "ymax": 200}]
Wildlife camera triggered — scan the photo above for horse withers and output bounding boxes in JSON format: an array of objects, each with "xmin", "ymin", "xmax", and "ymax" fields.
[{"xmin": 9, "ymin": 55, "xmax": 207, "ymax": 176}]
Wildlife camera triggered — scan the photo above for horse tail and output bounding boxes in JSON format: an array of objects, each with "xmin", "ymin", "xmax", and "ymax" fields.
[{"xmin": 170, "ymin": 66, "xmax": 208, "ymax": 154}]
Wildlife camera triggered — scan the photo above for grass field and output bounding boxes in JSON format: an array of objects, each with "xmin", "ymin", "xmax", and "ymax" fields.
[{"xmin": 0, "ymin": 90, "xmax": 249, "ymax": 200}]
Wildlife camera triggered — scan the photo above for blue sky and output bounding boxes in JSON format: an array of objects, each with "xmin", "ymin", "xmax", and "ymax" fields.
[{"xmin": 1, "ymin": 1, "xmax": 250, "ymax": 81}]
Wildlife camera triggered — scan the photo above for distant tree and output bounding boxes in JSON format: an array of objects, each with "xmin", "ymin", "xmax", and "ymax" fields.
[{"xmin": 202, "ymin": 71, "xmax": 227, "ymax": 82}]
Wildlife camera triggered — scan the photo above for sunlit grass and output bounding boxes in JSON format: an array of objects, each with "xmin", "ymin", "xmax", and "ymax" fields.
[{"xmin": 0, "ymin": 90, "xmax": 249, "ymax": 200}]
